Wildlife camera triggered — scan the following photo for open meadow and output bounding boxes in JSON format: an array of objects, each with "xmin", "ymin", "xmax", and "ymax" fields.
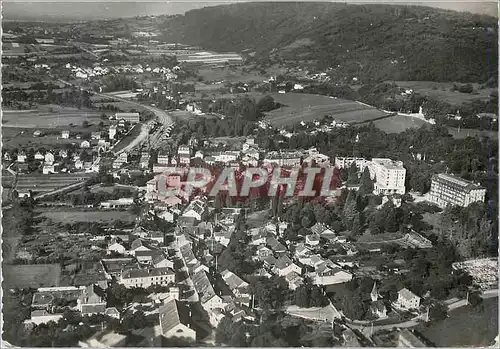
[
  {"xmin": 371, "ymin": 114, "xmax": 428, "ymax": 133},
  {"xmin": 36, "ymin": 208, "xmax": 137, "ymax": 224},
  {"xmin": 196, "ymin": 66, "xmax": 267, "ymax": 83},
  {"xmin": 3, "ymin": 264, "xmax": 62, "ymax": 288},
  {"xmin": 264, "ymin": 93, "xmax": 388, "ymax": 127},
  {"xmin": 393, "ymin": 81, "xmax": 495, "ymax": 105}
]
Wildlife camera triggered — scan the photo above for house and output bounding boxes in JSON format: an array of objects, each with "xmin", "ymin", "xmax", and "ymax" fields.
[
  {"xmin": 275, "ymin": 256, "xmax": 302, "ymax": 277},
  {"xmin": 159, "ymin": 298, "xmax": 196, "ymax": 341},
  {"xmin": 191, "ymin": 270, "xmax": 223, "ymax": 311},
  {"xmin": 266, "ymin": 236, "xmax": 286, "ymax": 254},
  {"xmin": 44, "ymin": 152, "xmax": 55, "ymax": 164},
  {"xmin": 33, "ymin": 130, "xmax": 42, "ymax": 137},
  {"xmin": 34, "ymin": 151, "xmax": 44, "ymax": 160},
  {"xmin": 129, "ymin": 239, "xmax": 154, "ymax": 256},
  {"xmin": 182, "ymin": 199, "xmax": 206, "ymax": 221},
  {"xmin": 294, "ymin": 243, "xmax": 312, "ymax": 258},
  {"xmin": 104, "ymin": 307, "xmax": 120, "ymax": 320},
  {"xmin": 310, "ymin": 223, "xmax": 336, "ymax": 238},
  {"xmin": 80, "ymin": 140, "xmax": 91, "ymax": 149},
  {"xmin": 107, "ymin": 242, "xmax": 126, "ymax": 255},
  {"xmin": 256, "ymin": 245, "xmax": 273, "ymax": 259},
  {"xmin": 78, "ymin": 330, "xmax": 127, "ymax": 347},
  {"xmin": 312, "ymin": 263, "xmax": 353, "ymax": 286},
  {"xmin": 42, "ymin": 164, "xmax": 56, "ymax": 174},
  {"xmin": 109, "ymin": 125, "xmax": 117, "ymax": 140},
  {"xmin": 119, "ymin": 267, "xmax": 175, "ymax": 288},
  {"xmin": 153, "ymin": 256, "xmax": 174, "ymax": 269},
  {"xmin": 396, "ymin": 288, "xmax": 421, "ymax": 310},
  {"xmin": 75, "ymin": 159, "xmax": 84, "ymax": 170},
  {"xmin": 61, "ymin": 130, "xmax": 70, "ymax": 139},
  {"xmin": 285, "ymin": 271, "xmax": 304, "ymax": 290},
  {"xmin": 91, "ymin": 132, "xmax": 102, "ymax": 140},
  {"xmin": 27, "ymin": 310, "xmax": 63, "ymax": 325},
  {"xmin": 100, "ymin": 198, "xmax": 134, "ymax": 209},
  {"xmin": 17, "ymin": 152, "xmax": 27, "ymax": 163},
  {"xmin": 77, "ymin": 284, "xmax": 107, "ymax": 315},
  {"xmin": 221, "ymin": 270, "xmax": 250, "ymax": 303},
  {"xmin": 305, "ymin": 233, "xmax": 320, "ymax": 246},
  {"xmin": 135, "ymin": 250, "xmax": 164, "ymax": 264},
  {"xmin": 3, "ymin": 152, "xmax": 11, "ymax": 161},
  {"xmin": 369, "ymin": 300, "xmax": 387, "ymax": 319}
]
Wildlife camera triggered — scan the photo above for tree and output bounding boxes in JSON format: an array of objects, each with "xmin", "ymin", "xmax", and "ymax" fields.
[
  {"xmin": 359, "ymin": 167, "xmax": 374, "ymax": 195},
  {"xmin": 215, "ymin": 317, "xmax": 233, "ymax": 344},
  {"xmin": 82, "ymin": 120, "xmax": 89, "ymax": 128}
]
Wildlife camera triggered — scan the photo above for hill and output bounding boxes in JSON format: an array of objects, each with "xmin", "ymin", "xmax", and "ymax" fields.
[{"xmin": 159, "ymin": 2, "xmax": 498, "ymax": 82}]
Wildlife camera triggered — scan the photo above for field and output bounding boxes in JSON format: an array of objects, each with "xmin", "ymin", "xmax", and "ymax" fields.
[
  {"xmin": 446, "ymin": 126, "xmax": 498, "ymax": 139},
  {"xmin": 420, "ymin": 297, "xmax": 498, "ymax": 347},
  {"xmin": 196, "ymin": 67, "xmax": 267, "ymax": 83},
  {"xmin": 16, "ymin": 173, "xmax": 92, "ymax": 194},
  {"xmin": 264, "ymin": 93, "xmax": 388, "ymax": 127},
  {"xmin": 2, "ymin": 105, "xmax": 103, "ymax": 128},
  {"xmin": 393, "ymin": 81, "xmax": 495, "ymax": 105},
  {"xmin": 3, "ymin": 264, "xmax": 62, "ymax": 288},
  {"xmin": 372, "ymin": 114, "xmax": 428, "ymax": 133},
  {"xmin": 36, "ymin": 208, "xmax": 137, "ymax": 224}
]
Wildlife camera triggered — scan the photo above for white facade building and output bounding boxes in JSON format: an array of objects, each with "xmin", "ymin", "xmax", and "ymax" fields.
[{"xmin": 368, "ymin": 158, "xmax": 406, "ymax": 195}]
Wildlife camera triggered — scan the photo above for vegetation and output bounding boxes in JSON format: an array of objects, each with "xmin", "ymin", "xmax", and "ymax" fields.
[{"xmin": 160, "ymin": 3, "xmax": 497, "ymax": 82}]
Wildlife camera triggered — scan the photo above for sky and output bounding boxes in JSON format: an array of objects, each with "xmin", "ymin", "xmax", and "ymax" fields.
[{"xmin": 2, "ymin": 0, "xmax": 497, "ymax": 21}]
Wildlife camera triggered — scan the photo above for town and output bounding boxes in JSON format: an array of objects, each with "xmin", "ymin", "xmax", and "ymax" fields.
[{"xmin": 2, "ymin": 2, "xmax": 498, "ymax": 348}]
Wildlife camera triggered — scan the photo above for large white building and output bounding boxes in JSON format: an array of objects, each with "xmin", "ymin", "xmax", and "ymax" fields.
[
  {"xmin": 115, "ymin": 112, "xmax": 140, "ymax": 124},
  {"xmin": 119, "ymin": 267, "xmax": 175, "ymax": 288},
  {"xmin": 368, "ymin": 158, "xmax": 406, "ymax": 195},
  {"xmin": 428, "ymin": 173, "xmax": 486, "ymax": 208}
]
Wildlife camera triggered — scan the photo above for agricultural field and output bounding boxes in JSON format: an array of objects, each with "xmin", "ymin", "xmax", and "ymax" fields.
[
  {"xmin": 264, "ymin": 93, "xmax": 388, "ymax": 127},
  {"xmin": 36, "ymin": 208, "xmax": 137, "ymax": 224},
  {"xmin": 392, "ymin": 81, "xmax": 495, "ymax": 105},
  {"xmin": 196, "ymin": 66, "xmax": 267, "ymax": 83},
  {"xmin": 16, "ymin": 173, "xmax": 92, "ymax": 194},
  {"xmin": 446, "ymin": 126, "xmax": 498, "ymax": 140},
  {"xmin": 2, "ymin": 105, "xmax": 103, "ymax": 128},
  {"xmin": 3, "ymin": 264, "xmax": 62, "ymax": 288}
]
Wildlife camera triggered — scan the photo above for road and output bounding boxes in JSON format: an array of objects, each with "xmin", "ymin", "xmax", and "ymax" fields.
[{"xmin": 56, "ymin": 78, "xmax": 174, "ymax": 152}]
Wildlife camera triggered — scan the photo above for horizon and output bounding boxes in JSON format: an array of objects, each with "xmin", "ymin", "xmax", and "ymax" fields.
[{"xmin": 2, "ymin": 0, "xmax": 498, "ymax": 21}]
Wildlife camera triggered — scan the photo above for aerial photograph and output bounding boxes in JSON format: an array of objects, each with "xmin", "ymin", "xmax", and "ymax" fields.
[{"xmin": 1, "ymin": 0, "xmax": 498, "ymax": 347}]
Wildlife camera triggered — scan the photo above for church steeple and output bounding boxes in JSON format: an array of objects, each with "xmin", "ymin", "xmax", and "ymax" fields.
[{"xmin": 371, "ymin": 282, "xmax": 379, "ymax": 302}]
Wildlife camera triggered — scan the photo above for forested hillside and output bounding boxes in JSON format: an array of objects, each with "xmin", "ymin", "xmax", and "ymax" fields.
[{"xmin": 159, "ymin": 2, "xmax": 498, "ymax": 82}]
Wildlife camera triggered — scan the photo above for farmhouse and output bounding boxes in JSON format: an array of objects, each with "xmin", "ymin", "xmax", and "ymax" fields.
[
  {"xmin": 61, "ymin": 130, "xmax": 70, "ymax": 139},
  {"xmin": 44, "ymin": 152, "xmax": 55, "ymax": 164},
  {"xmin": 34, "ymin": 151, "xmax": 44, "ymax": 160},
  {"xmin": 109, "ymin": 125, "xmax": 117, "ymax": 140},
  {"xmin": 80, "ymin": 140, "xmax": 91, "ymax": 149},
  {"xmin": 17, "ymin": 152, "xmax": 27, "ymax": 163},
  {"xmin": 395, "ymin": 288, "xmax": 421, "ymax": 310},
  {"xmin": 100, "ymin": 198, "xmax": 134, "ymax": 209}
]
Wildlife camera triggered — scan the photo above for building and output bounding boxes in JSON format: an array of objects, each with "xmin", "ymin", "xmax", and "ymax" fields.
[
  {"xmin": 396, "ymin": 288, "xmax": 421, "ymax": 310},
  {"xmin": 398, "ymin": 329, "xmax": 427, "ymax": 347},
  {"xmin": 119, "ymin": 268, "xmax": 175, "ymax": 288},
  {"xmin": 44, "ymin": 152, "xmax": 55, "ymax": 164},
  {"xmin": 100, "ymin": 198, "xmax": 134, "ymax": 209},
  {"xmin": 109, "ymin": 125, "xmax": 117, "ymax": 140},
  {"xmin": 80, "ymin": 140, "xmax": 91, "ymax": 149},
  {"xmin": 61, "ymin": 130, "xmax": 70, "ymax": 139},
  {"xmin": 428, "ymin": 173, "xmax": 486, "ymax": 208},
  {"xmin": 115, "ymin": 112, "xmax": 140, "ymax": 124},
  {"xmin": 91, "ymin": 132, "xmax": 102, "ymax": 140},
  {"xmin": 157, "ymin": 151, "xmax": 170, "ymax": 165},
  {"xmin": 17, "ymin": 152, "xmax": 27, "ymax": 163},
  {"xmin": 77, "ymin": 284, "xmax": 107, "ymax": 315},
  {"xmin": 159, "ymin": 298, "xmax": 196, "ymax": 341},
  {"xmin": 178, "ymin": 145, "xmax": 191, "ymax": 156},
  {"xmin": 263, "ymin": 151, "xmax": 302, "ymax": 167},
  {"xmin": 191, "ymin": 270, "xmax": 223, "ymax": 311},
  {"xmin": 221, "ymin": 270, "xmax": 250, "ymax": 303},
  {"xmin": 334, "ymin": 157, "xmax": 368, "ymax": 170},
  {"xmin": 368, "ymin": 158, "xmax": 406, "ymax": 195},
  {"xmin": 34, "ymin": 151, "xmax": 44, "ymax": 160}
]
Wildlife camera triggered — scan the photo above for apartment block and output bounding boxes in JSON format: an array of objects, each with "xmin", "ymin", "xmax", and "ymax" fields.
[{"xmin": 428, "ymin": 173, "xmax": 486, "ymax": 208}]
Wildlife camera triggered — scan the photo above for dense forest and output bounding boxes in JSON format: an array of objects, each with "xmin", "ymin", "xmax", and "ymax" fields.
[{"xmin": 159, "ymin": 3, "xmax": 497, "ymax": 82}]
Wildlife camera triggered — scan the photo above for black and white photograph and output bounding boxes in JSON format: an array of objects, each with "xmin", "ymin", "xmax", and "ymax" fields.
[{"xmin": 1, "ymin": 0, "xmax": 498, "ymax": 347}]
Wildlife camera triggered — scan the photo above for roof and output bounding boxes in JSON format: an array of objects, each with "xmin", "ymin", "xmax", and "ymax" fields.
[
  {"xmin": 432, "ymin": 173, "xmax": 485, "ymax": 192},
  {"xmin": 398, "ymin": 329, "xmax": 426, "ymax": 347},
  {"xmin": 135, "ymin": 250, "xmax": 164, "ymax": 258},
  {"xmin": 221, "ymin": 270, "xmax": 248, "ymax": 290},
  {"xmin": 159, "ymin": 298, "xmax": 192, "ymax": 335},
  {"xmin": 191, "ymin": 270, "xmax": 218, "ymax": 304},
  {"xmin": 310, "ymin": 222, "xmax": 329, "ymax": 235},
  {"xmin": 275, "ymin": 255, "xmax": 293, "ymax": 269},
  {"xmin": 398, "ymin": 288, "xmax": 420, "ymax": 301},
  {"xmin": 81, "ymin": 303, "xmax": 107, "ymax": 314},
  {"xmin": 122, "ymin": 267, "xmax": 174, "ymax": 279}
]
